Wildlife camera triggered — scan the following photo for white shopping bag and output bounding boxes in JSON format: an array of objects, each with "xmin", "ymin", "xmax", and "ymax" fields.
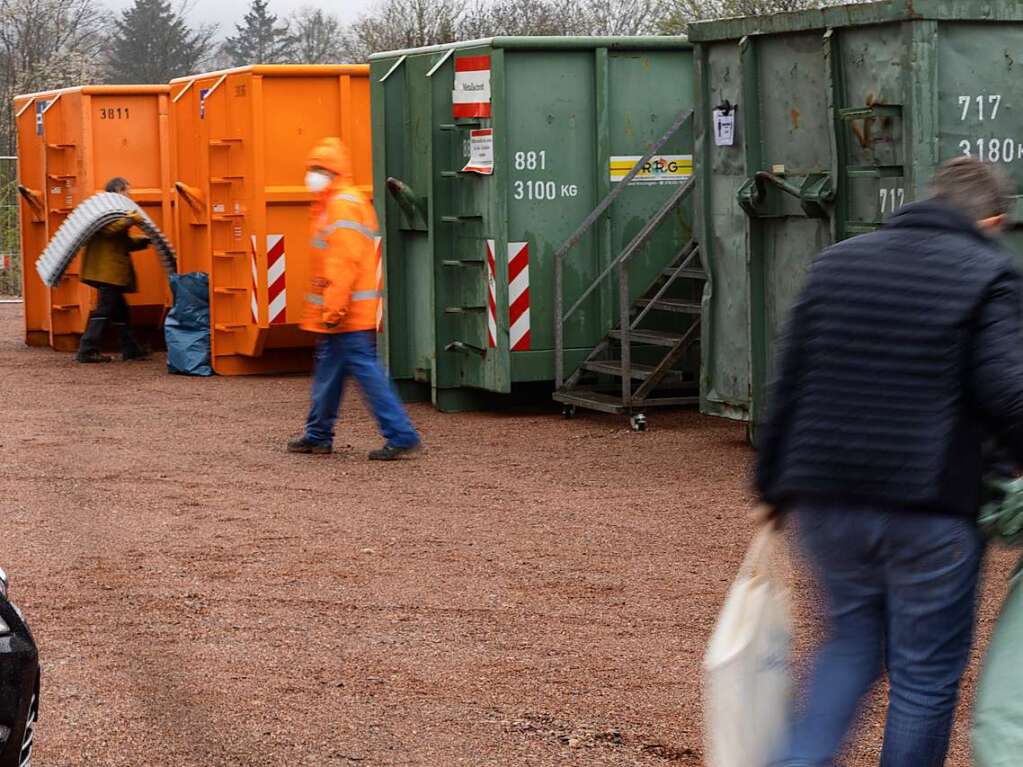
[{"xmin": 704, "ymin": 526, "xmax": 792, "ymax": 767}]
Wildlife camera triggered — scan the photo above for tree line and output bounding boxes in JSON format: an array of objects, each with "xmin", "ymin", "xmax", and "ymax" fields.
[{"xmin": 0, "ymin": 0, "xmax": 846, "ymax": 154}]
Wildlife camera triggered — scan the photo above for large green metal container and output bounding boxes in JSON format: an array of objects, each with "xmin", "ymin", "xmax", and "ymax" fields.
[
  {"xmin": 370, "ymin": 37, "xmax": 694, "ymax": 411},
  {"xmin": 690, "ymin": 0, "xmax": 1023, "ymax": 425}
]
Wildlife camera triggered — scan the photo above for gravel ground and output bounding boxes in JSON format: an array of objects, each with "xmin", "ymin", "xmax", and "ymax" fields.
[{"xmin": 0, "ymin": 301, "xmax": 1015, "ymax": 766}]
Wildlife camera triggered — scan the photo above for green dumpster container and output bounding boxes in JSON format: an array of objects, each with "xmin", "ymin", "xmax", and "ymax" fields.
[
  {"xmin": 690, "ymin": 0, "xmax": 1023, "ymax": 426},
  {"xmin": 370, "ymin": 37, "xmax": 695, "ymax": 412}
]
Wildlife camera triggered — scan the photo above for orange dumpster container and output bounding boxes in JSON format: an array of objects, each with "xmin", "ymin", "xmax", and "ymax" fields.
[
  {"xmin": 169, "ymin": 65, "xmax": 371, "ymax": 375},
  {"xmin": 14, "ymin": 85, "xmax": 173, "ymax": 351}
]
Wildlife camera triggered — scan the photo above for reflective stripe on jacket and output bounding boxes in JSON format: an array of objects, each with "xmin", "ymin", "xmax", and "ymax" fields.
[{"xmin": 300, "ymin": 185, "xmax": 381, "ymax": 334}]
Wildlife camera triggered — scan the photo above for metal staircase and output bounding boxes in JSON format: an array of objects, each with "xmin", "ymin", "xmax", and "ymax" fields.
[{"xmin": 553, "ymin": 108, "xmax": 702, "ymax": 430}]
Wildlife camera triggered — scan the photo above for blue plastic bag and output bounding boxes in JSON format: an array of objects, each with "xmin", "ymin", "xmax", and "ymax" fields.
[{"xmin": 165, "ymin": 272, "xmax": 213, "ymax": 376}]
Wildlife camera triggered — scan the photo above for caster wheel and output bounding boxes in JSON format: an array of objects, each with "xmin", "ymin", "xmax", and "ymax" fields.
[
  {"xmin": 630, "ymin": 414, "xmax": 647, "ymax": 432},
  {"xmin": 562, "ymin": 404, "xmax": 576, "ymax": 419}
]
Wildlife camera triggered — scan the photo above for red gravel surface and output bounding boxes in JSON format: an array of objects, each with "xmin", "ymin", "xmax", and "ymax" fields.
[{"xmin": 0, "ymin": 301, "xmax": 1015, "ymax": 766}]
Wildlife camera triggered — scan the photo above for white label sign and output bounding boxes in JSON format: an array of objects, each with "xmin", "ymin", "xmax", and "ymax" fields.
[
  {"xmin": 453, "ymin": 70, "xmax": 491, "ymax": 104},
  {"xmin": 462, "ymin": 129, "xmax": 494, "ymax": 175},
  {"xmin": 713, "ymin": 109, "xmax": 736, "ymax": 146},
  {"xmin": 609, "ymin": 155, "xmax": 693, "ymax": 184}
]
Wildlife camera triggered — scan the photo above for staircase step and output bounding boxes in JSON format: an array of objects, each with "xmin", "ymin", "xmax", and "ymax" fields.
[
  {"xmin": 553, "ymin": 389, "xmax": 627, "ymax": 414},
  {"xmin": 635, "ymin": 298, "xmax": 702, "ymax": 314},
  {"xmin": 554, "ymin": 386, "xmax": 700, "ymax": 414},
  {"xmin": 608, "ymin": 329, "xmax": 685, "ymax": 347},
  {"xmin": 662, "ymin": 267, "xmax": 707, "ymax": 279},
  {"xmin": 581, "ymin": 360, "xmax": 689, "ymax": 380}
]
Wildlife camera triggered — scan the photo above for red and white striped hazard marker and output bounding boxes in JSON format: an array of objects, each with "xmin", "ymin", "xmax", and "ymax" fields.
[
  {"xmin": 375, "ymin": 236, "xmax": 384, "ymax": 332},
  {"xmin": 485, "ymin": 240, "xmax": 529, "ymax": 351},
  {"xmin": 249, "ymin": 235, "xmax": 260, "ymax": 324},
  {"xmin": 249, "ymin": 234, "xmax": 287, "ymax": 325},
  {"xmin": 507, "ymin": 242, "xmax": 530, "ymax": 352},
  {"xmin": 486, "ymin": 240, "xmax": 498, "ymax": 348},
  {"xmin": 266, "ymin": 234, "xmax": 286, "ymax": 325}
]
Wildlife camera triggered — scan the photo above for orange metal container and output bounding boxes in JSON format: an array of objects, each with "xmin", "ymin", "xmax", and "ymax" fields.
[
  {"xmin": 14, "ymin": 85, "xmax": 173, "ymax": 350},
  {"xmin": 169, "ymin": 65, "xmax": 371, "ymax": 375}
]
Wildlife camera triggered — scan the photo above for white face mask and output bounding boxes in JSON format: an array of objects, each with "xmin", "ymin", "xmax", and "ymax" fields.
[{"xmin": 305, "ymin": 171, "xmax": 332, "ymax": 193}]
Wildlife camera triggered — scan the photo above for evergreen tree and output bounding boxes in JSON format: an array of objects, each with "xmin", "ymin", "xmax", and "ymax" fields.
[
  {"xmin": 223, "ymin": 0, "xmax": 296, "ymax": 66},
  {"xmin": 106, "ymin": 0, "xmax": 215, "ymax": 84}
]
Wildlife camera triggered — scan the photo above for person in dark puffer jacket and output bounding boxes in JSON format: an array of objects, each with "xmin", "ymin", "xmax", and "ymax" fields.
[{"xmin": 757, "ymin": 157, "xmax": 1023, "ymax": 767}]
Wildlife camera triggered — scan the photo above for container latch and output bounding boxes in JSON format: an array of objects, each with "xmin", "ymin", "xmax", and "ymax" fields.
[{"xmin": 738, "ymin": 171, "xmax": 834, "ymax": 219}]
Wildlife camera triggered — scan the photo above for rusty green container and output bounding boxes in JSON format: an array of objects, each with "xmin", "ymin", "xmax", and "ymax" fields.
[
  {"xmin": 370, "ymin": 37, "xmax": 695, "ymax": 411},
  {"xmin": 690, "ymin": 0, "xmax": 1023, "ymax": 425}
]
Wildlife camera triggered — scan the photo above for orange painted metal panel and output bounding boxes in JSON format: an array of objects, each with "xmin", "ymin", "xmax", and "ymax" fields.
[
  {"xmin": 14, "ymin": 85, "xmax": 173, "ymax": 351},
  {"xmin": 169, "ymin": 65, "xmax": 372, "ymax": 375}
]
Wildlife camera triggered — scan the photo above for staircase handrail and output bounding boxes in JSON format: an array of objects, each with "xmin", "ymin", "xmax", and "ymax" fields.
[{"xmin": 554, "ymin": 108, "xmax": 694, "ymax": 389}]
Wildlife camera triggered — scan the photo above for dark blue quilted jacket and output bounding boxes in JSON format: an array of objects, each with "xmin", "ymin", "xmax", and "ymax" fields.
[{"xmin": 756, "ymin": 200, "xmax": 1023, "ymax": 517}]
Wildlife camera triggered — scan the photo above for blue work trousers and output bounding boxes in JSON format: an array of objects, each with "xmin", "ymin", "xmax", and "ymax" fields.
[
  {"xmin": 304, "ymin": 331, "xmax": 419, "ymax": 450},
  {"xmin": 773, "ymin": 503, "xmax": 984, "ymax": 767}
]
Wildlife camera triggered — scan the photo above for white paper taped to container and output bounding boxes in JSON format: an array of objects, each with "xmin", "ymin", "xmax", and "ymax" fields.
[
  {"xmin": 713, "ymin": 108, "xmax": 736, "ymax": 146},
  {"xmin": 609, "ymin": 154, "xmax": 693, "ymax": 184},
  {"xmin": 462, "ymin": 129, "xmax": 494, "ymax": 175}
]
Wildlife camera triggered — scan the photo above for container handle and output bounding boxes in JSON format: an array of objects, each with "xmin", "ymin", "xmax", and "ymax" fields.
[{"xmin": 175, "ymin": 182, "xmax": 205, "ymax": 211}]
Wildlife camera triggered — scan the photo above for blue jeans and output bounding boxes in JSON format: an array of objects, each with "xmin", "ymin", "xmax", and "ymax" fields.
[
  {"xmin": 304, "ymin": 331, "xmax": 419, "ymax": 449},
  {"xmin": 773, "ymin": 503, "xmax": 984, "ymax": 767}
]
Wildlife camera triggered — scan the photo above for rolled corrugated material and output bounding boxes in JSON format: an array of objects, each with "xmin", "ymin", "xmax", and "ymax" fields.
[{"xmin": 36, "ymin": 192, "xmax": 177, "ymax": 287}]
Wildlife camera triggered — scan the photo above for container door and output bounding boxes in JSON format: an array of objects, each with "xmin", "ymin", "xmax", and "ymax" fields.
[
  {"xmin": 89, "ymin": 90, "xmax": 172, "ymax": 326},
  {"xmin": 374, "ymin": 55, "xmax": 440, "ymax": 389},
  {"xmin": 432, "ymin": 47, "xmax": 510, "ymax": 396},
  {"xmin": 40, "ymin": 93, "xmax": 89, "ymax": 350},
  {"xmin": 15, "ymin": 96, "xmax": 52, "ymax": 346},
  {"xmin": 201, "ymin": 76, "xmax": 263, "ymax": 373}
]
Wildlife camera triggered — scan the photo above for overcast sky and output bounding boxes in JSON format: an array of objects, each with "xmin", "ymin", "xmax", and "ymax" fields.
[{"xmin": 103, "ymin": 0, "xmax": 377, "ymax": 35}]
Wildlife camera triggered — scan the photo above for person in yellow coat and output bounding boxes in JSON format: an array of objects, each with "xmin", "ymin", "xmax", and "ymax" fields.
[
  {"xmin": 76, "ymin": 177, "xmax": 151, "ymax": 363},
  {"xmin": 287, "ymin": 138, "xmax": 420, "ymax": 461}
]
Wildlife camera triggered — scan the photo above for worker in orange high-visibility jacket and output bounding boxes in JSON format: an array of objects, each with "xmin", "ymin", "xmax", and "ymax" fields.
[{"xmin": 288, "ymin": 137, "xmax": 420, "ymax": 461}]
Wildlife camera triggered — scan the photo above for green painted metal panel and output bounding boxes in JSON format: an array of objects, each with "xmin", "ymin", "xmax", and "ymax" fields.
[
  {"xmin": 372, "ymin": 37, "xmax": 694, "ymax": 410},
  {"xmin": 693, "ymin": 2, "xmax": 1023, "ymax": 423}
]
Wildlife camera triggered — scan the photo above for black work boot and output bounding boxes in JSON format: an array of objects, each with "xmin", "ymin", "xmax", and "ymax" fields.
[
  {"xmin": 76, "ymin": 316, "xmax": 112, "ymax": 363},
  {"xmin": 114, "ymin": 323, "xmax": 150, "ymax": 361},
  {"xmin": 368, "ymin": 443, "xmax": 420, "ymax": 461},
  {"xmin": 287, "ymin": 436, "xmax": 332, "ymax": 454}
]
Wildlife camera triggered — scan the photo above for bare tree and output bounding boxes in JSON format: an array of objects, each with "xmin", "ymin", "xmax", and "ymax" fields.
[
  {"xmin": 290, "ymin": 6, "xmax": 346, "ymax": 64},
  {"xmin": 582, "ymin": 0, "xmax": 664, "ymax": 35},
  {"xmin": 659, "ymin": 0, "xmax": 846, "ymax": 33},
  {"xmin": 0, "ymin": 0, "xmax": 109, "ymax": 154},
  {"xmin": 459, "ymin": 0, "xmax": 587, "ymax": 37},
  {"xmin": 339, "ymin": 0, "xmax": 465, "ymax": 62}
]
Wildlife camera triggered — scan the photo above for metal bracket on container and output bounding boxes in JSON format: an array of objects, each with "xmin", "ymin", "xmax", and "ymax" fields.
[
  {"xmin": 385, "ymin": 176, "xmax": 428, "ymax": 230},
  {"xmin": 379, "ymin": 55, "xmax": 406, "ymax": 83},
  {"xmin": 838, "ymin": 103, "xmax": 902, "ymax": 150},
  {"xmin": 444, "ymin": 340, "xmax": 486, "ymax": 357},
  {"xmin": 738, "ymin": 171, "xmax": 834, "ymax": 219},
  {"xmin": 17, "ymin": 185, "xmax": 45, "ymax": 220},
  {"xmin": 175, "ymin": 181, "xmax": 206, "ymax": 212}
]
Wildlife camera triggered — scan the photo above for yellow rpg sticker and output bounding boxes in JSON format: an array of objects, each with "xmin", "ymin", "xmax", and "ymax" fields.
[{"xmin": 609, "ymin": 154, "xmax": 693, "ymax": 183}]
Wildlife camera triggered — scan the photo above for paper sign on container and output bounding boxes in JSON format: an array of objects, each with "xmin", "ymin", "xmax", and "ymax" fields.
[
  {"xmin": 713, "ymin": 108, "xmax": 736, "ymax": 146},
  {"xmin": 461, "ymin": 129, "xmax": 494, "ymax": 175},
  {"xmin": 452, "ymin": 56, "xmax": 491, "ymax": 118}
]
